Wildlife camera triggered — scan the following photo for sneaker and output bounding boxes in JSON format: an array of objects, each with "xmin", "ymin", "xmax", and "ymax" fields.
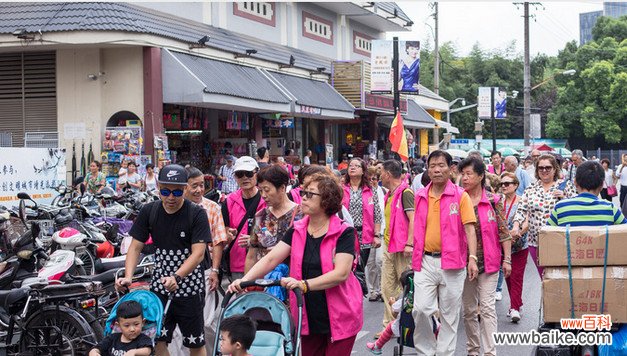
[
  {"xmin": 368, "ymin": 293, "xmax": 380, "ymax": 302},
  {"xmin": 510, "ymin": 309, "xmax": 521, "ymax": 323},
  {"xmin": 495, "ymin": 291, "xmax": 502, "ymax": 301},
  {"xmin": 366, "ymin": 342, "xmax": 383, "ymax": 355}
]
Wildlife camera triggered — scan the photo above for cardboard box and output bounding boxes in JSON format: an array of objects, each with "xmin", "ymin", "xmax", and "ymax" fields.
[
  {"xmin": 538, "ymin": 224, "xmax": 627, "ymax": 267},
  {"xmin": 542, "ymin": 266, "xmax": 627, "ymax": 323}
]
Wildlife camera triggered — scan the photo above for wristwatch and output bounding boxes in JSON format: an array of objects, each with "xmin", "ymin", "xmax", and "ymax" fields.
[
  {"xmin": 210, "ymin": 268, "xmax": 220, "ymax": 274},
  {"xmin": 172, "ymin": 274, "xmax": 182, "ymax": 285}
]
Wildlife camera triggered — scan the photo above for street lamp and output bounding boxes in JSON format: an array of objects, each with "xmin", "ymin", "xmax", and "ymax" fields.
[
  {"xmin": 446, "ymin": 97, "xmax": 466, "ymax": 123},
  {"xmin": 531, "ymin": 69, "xmax": 576, "ymax": 91}
]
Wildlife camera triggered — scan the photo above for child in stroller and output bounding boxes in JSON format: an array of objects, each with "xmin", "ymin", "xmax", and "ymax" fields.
[
  {"xmin": 90, "ymin": 300, "xmax": 153, "ymax": 356},
  {"xmin": 94, "ymin": 290, "xmax": 165, "ymax": 356},
  {"xmin": 367, "ymin": 270, "xmax": 439, "ymax": 356}
]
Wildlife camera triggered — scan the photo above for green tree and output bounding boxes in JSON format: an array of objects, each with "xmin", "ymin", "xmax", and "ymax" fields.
[{"xmin": 546, "ymin": 16, "xmax": 627, "ymax": 146}]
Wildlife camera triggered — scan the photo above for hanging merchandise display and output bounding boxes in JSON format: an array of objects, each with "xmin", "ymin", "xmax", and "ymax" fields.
[{"xmin": 100, "ymin": 126, "xmax": 150, "ymax": 189}]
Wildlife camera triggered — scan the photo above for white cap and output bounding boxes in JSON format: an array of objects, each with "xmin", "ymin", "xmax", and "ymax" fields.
[{"xmin": 233, "ymin": 156, "xmax": 259, "ymax": 172}]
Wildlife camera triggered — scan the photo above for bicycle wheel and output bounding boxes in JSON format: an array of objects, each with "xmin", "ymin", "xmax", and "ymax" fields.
[{"xmin": 21, "ymin": 305, "xmax": 101, "ymax": 355}]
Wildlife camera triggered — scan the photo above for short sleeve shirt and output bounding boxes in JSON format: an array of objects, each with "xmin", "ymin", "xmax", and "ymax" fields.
[
  {"xmin": 383, "ymin": 189, "xmax": 414, "ymax": 245},
  {"xmin": 95, "ymin": 333, "xmax": 153, "ymax": 356},
  {"xmin": 424, "ymin": 190, "xmax": 476, "ymax": 253},
  {"xmin": 129, "ymin": 200, "xmax": 210, "ymax": 298}
]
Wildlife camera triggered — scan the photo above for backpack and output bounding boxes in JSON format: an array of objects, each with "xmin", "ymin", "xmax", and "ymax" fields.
[{"xmin": 147, "ymin": 201, "xmax": 212, "ymax": 270}]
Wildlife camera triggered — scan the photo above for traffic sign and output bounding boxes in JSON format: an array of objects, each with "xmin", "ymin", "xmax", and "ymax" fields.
[{"xmin": 450, "ymin": 139, "xmax": 469, "ymax": 144}]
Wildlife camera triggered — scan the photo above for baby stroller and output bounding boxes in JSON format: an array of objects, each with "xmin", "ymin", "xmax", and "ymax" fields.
[
  {"xmin": 212, "ymin": 279, "xmax": 303, "ymax": 356},
  {"xmin": 395, "ymin": 270, "xmax": 439, "ymax": 356},
  {"xmin": 395, "ymin": 270, "xmax": 416, "ymax": 356},
  {"xmin": 104, "ymin": 290, "xmax": 165, "ymax": 342}
]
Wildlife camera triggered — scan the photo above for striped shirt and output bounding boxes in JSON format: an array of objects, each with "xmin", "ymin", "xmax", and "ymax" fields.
[{"xmin": 548, "ymin": 193, "xmax": 627, "ymax": 227}]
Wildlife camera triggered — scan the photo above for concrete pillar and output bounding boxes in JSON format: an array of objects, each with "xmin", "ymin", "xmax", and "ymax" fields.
[{"xmin": 143, "ymin": 47, "xmax": 163, "ymax": 157}]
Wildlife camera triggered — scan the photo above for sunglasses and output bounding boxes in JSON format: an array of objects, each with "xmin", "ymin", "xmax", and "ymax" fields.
[
  {"xmin": 538, "ymin": 166, "xmax": 554, "ymax": 172},
  {"xmin": 500, "ymin": 182, "xmax": 516, "ymax": 187},
  {"xmin": 160, "ymin": 188, "xmax": 184, "ymax": 197},
  {"xmin": 234, "ymin": 170, "xmax": 255, "ymax": 179},
  {"xmin": 299, "ymin": 190, "xmax": 321, "ymax": 199}
]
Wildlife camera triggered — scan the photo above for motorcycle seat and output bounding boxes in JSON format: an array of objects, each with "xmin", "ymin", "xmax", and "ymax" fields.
[
  {"xmin": 72, "ymin": 269, "xmax": 117, "ymax": 286},
  {"xmin": 95, "ymin": 254, "xmax": 143, "ymax": 274},
  {"xmin": 0, "ymin": 288, "xmax": 29, "ymax": 308}
]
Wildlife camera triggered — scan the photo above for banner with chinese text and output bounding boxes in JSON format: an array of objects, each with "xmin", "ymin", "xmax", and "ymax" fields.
[{"xmin": 0, "ymin": 148, "xmax": 67, "ymax": 208}]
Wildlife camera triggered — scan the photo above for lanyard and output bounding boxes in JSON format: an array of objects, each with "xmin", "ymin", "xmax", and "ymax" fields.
[{"xmin": 504, "ymin": 196, "xmax": 517, "ymax": 220}]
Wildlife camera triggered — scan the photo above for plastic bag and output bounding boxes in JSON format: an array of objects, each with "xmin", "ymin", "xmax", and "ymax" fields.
[{"xmin": 598, "ymin": 324, "xmax": 627, "ymax": 356}]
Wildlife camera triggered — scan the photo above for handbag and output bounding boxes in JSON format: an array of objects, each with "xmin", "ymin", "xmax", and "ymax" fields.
[{"xmin": 607, "ymin": 185, "xmax": 618, "ymax": 197}]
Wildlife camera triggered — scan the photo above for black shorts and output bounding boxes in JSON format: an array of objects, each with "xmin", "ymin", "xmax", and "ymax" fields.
[{"xmin": 156, "ymin": 293, "xmax": 205, "ymax": 348}]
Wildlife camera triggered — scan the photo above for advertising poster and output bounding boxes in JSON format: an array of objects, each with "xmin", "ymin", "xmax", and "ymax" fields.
[
  {"xmin": 0, "ymin": 148, "xmax": 67, "ymax": 208},
  {"xmin": 398, "ymin": 40, "xmax": 421, "ymax": 93},
  {"xmin": 370, "ymin": 40, "xmax": 393, "ymax": 93},
  {"xmin": 477, "ymin": 87, "xmax": 493, "ymax": 118}
]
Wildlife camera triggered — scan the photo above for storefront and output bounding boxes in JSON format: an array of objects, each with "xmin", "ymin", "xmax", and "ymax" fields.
[{"xmin": 161, "ymin": 49, "xmax": 354, "ymax": 171}]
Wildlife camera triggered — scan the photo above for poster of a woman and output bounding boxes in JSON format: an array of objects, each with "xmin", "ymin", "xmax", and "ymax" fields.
[{"xmin": 398, "ymin": 40, "xmax": 420, "ymax": 93}]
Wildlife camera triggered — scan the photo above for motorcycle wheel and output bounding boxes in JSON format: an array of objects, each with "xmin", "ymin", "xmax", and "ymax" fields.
[
  {"xmin": 20, "ymin": 305, "xmax": 102, "ymax": 355},
  {"xmin": 75, "ymin": 249, "xmax": 95, "ymax": 275}
]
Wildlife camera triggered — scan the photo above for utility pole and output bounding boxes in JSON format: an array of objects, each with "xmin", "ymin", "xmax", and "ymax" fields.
[
  {"xmin": 514, "ymin": 1, "xmax": 541, "ymax": 153},
  {"xmin": 433, "ymin": 2, "xmax": 439, "ymax": 95},
  {"xmin": 523, "ymin": 2, "xmax": 531, "ymax": 153}
]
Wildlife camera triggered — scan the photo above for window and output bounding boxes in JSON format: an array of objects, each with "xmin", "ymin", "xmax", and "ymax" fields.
[
  {"xmin": 353, "ymin": 31, "xmax": 373, "ymax": 56},
  {"xmin": 302, "ymin": 11, "xmax": 333, "ymax": 45},
  {"xmin": 233, "ymin": 2, "xmax": 275, "ymax": 27}
]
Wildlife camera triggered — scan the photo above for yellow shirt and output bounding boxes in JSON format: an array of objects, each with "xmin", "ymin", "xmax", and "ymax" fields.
[
  {"xmin": 424, "ymin": 190, "xmax": 476, "ymax": 253},
  {"xmin": 384, "ymin": 189, "xmax": 414, "ymax": 245}
]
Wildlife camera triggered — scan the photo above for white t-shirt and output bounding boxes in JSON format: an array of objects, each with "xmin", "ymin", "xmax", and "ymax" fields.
[
  {"xmin": 617, "ymin": 165, "xmax": 627, "ymax": 186},
  {"xmin": 411, "ymin": 173, "xmax": 424, "ymax": 192},
  {"xmin": 145, "ymin": 174, "xmax": 158, "ymax": 191},
  {"xmin": 303, "ymin": 156, "xmax": 311, "ymax": 165}
]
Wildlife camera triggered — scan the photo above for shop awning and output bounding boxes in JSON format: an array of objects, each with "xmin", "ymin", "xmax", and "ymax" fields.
[
  {"xmin": 405, "ymin": 100, "xmax": 436, "ymax": 129},
  {"xmin": 264, "ymin": 71, "xmax": 355, "ymax": 120},
  {"xmin": 435, "ymin": 119, "xmax": 460, "ymax": 134},
  {"xmin": 162, "ymin": 49, "xmax": 292, "ymax": 113}
]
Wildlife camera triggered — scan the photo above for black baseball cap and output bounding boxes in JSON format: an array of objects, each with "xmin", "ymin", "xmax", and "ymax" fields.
[{"xmin": 158, "ymin": 164, "xmax": 188, "ymax": 185}]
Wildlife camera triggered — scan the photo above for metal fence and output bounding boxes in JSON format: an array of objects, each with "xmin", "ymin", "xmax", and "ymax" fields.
[
  {"xmin": 586, "ymin": 149, "xmax": 627, "ymax": 168},
  {"xmin": 24, "ymin": 131, "xmax": 59, "ymax": 148}
]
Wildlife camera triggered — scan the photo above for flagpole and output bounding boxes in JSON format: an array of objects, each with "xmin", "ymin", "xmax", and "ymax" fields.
[{"xmin": 393, "ymin": 36, "xmax": 400, "ymax": 124}]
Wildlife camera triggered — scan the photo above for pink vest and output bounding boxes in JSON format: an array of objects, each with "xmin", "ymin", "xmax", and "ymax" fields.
[
  {"xmin": 342, "ymin": 184, "xmax": 375, "ymax": 244},
  {"xmin": 289, "ymin": 188, "xmax": 302, "ymax": 204},
  {"xmin": 225, "ymin": 189, "xmax": 266, "ymax": 273},
  {"xmin": 474, "ymin": 190, "xmax": 503, "ymax": 274},
  {"xmin": 412, "ymin": 180, "xmax": 468, "ymax": 271},
  {"xmin": 289, "ymin": 215, "xmax": 363, "ymax": 341},
  {"xmin": 384, "ymin": 181, "xmax": 411, "ymax": 253},
  {"xmin": 488, "ymin": 164, "xmax": 504, "ymax": 175}
]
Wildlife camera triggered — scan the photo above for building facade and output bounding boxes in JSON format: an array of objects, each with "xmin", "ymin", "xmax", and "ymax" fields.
[
  {"xmin": 0, "ymin": 2, "xmax": 453, "ymax": 187},
  {"xmin": 579, "ymin": 2, "xmax": 627, "ymax": 45}
]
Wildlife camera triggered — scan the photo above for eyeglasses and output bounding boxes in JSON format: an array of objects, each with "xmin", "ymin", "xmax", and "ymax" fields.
[
  {"xmin": 160, "ymin": 188, "xmax": 184, "ymax": 197},
  {"xmin": 299, "ymin": 190, "xmax": 321, "ymax": 199},
  {"xmin": 538, "ymin": 166, "xmax": 554, "ymax": 172},
  {"xmin": 234, "ymin": 170, "xmax": 255, "ymax": 179},
  {"xmin": 532, "ymin": 155, "xmax": 541, "ymax": 158},
  {"xmin": 371, "ymin": 176, "xmax": 379, "ymax": 181},
  {"xmin": 500, "ymin": 182, "xmax": 516, "ymax": 187},
  {"xmin": 348, "ymin": 164, "xmax": 362, "ymax": 169}
]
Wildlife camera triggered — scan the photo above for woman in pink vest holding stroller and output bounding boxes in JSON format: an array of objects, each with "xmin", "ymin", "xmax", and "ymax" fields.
[{"xmin": 228, "ymin": 174, "xmax": 363, "ymax": 356}]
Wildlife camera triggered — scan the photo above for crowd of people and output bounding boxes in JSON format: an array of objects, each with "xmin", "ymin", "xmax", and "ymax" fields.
[{"xmin": 107, "ymin": 146, "xmax": 627, "ymax": 356}]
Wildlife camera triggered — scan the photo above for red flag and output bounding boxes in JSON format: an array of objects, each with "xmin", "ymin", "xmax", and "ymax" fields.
[{"xmin": 389, "ymin": 111, "xmax": 408, "ymax": 162}]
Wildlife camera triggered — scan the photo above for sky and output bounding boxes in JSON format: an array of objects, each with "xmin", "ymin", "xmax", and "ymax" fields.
[{"xmin": 389, "ymin": 1, "xmax": 603, "ymax": 57}]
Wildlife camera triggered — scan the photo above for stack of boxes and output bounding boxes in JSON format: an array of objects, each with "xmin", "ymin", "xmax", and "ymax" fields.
[{"xmin": 538, "ymin": 225, "xmax": 627, "ymax": 323}]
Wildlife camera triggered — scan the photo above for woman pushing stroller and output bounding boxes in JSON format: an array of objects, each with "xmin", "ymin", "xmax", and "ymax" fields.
[{"xmin": 228, "ymin": 174, "xmax": 364, "ymax": 356}]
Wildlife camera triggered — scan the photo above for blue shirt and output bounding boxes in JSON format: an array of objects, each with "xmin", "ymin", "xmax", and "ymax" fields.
[
  {"xmin": 515, "ymin": 166, "xmax": 531, "ymax": 196},
  {"xmin": 548, "ymin": 192, "xmax": 627, "ymax": 227}
]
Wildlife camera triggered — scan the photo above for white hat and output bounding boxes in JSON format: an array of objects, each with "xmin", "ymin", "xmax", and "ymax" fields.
[{"xmin": 233, "ymin": 156, "xmax": 259, "ymax": 172}]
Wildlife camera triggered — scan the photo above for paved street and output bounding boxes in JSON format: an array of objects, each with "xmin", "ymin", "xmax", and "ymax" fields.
[{"xmin": 353, "ymin": 254, "xmax": 542, "ymax": 355}]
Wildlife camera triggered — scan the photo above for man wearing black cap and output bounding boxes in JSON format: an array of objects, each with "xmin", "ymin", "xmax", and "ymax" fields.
[{"xmin": 117, "ymin": 164, "xmax": 211, "ymax": 356}]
